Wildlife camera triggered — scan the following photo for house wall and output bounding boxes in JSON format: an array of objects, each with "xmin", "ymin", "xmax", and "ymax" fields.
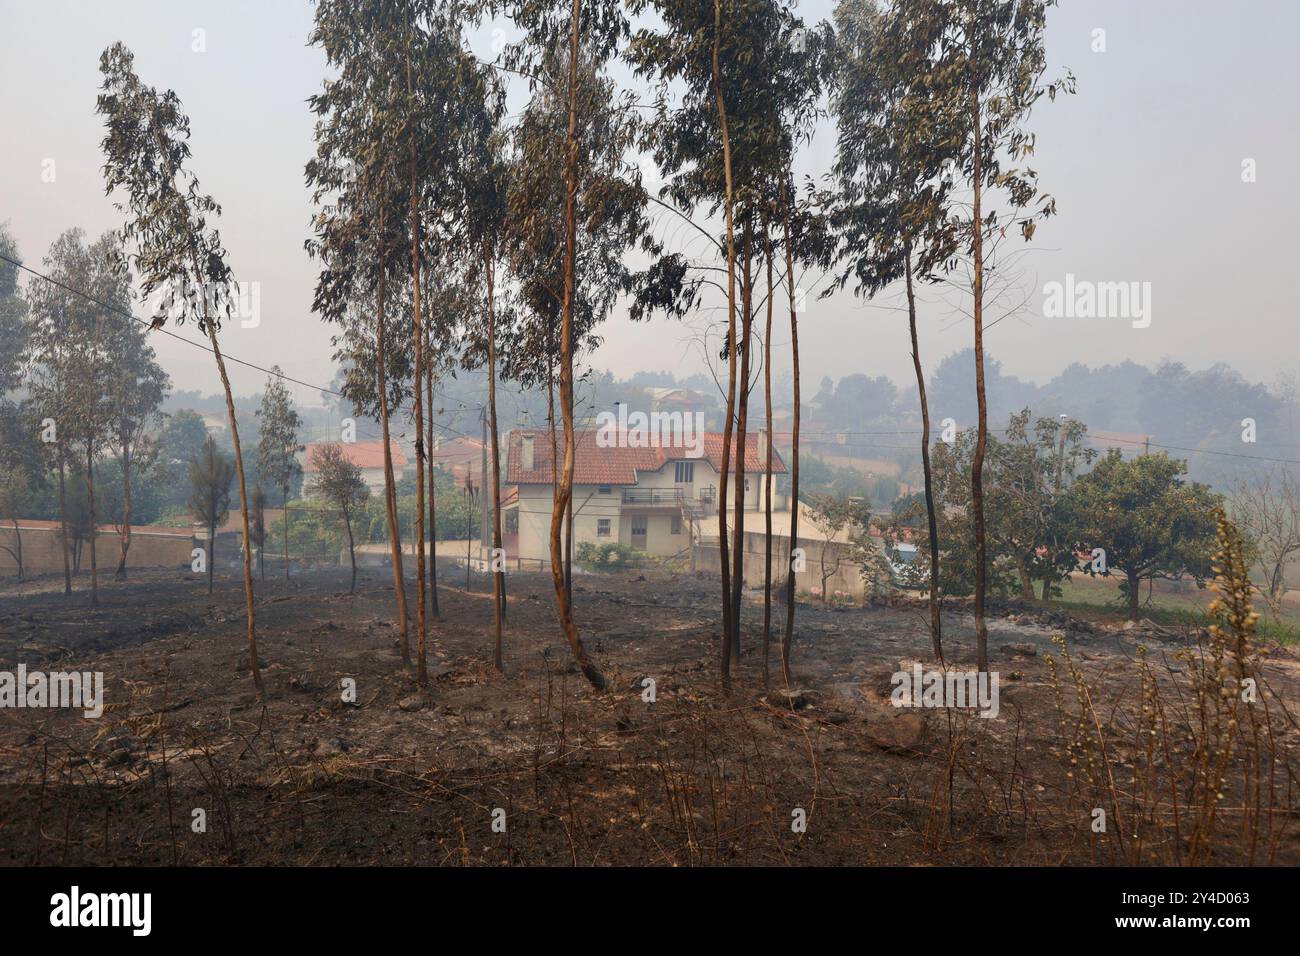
[
  {"xmin": 360, "ymin": 467, "xmax": 387, "ymax": 495},
  {"xmin": 694, "ymin": 531, "xmax": 879, "ymax": 601},
  {"xmin": 0, "ymin": 526, "xmax": 194, "ymax": 576},
  {"xmin": 510, "ymin": 458, "xmax": 787, "ymax": 563},
  {"xmin": 513, "ymin": 483, "xmax": 625, "ymax": 562},
  {"xmin": 617, "ymin": 512, "xmax": 690, "ymax": 556}
]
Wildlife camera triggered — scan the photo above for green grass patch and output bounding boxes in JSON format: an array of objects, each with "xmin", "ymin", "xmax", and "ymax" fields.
[{"xmin": 1048, "ymin": 576, "xmax": 1300, "ymax": 645}]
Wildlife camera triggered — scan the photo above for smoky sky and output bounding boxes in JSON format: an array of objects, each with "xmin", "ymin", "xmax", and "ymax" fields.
[{"xmin": 2, "ymin": 0, "xmax": 1296, "ymax": 408}]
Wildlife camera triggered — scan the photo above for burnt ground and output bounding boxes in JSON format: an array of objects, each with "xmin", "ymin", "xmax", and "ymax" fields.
[{"xmin": 1, "ymin": 561, "xmax": 1298, "ymax": 866}]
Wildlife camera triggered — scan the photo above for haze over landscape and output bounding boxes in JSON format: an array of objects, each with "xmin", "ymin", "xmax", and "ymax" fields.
[{"xmin": 4, "ymin": 0, "xmax": 1298, "ymax": 404}]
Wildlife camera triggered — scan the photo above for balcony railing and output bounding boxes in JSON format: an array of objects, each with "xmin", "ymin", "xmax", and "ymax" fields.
[{"xmin": 621, "ymin": 487, "xmax": 717, "ymax": 507}]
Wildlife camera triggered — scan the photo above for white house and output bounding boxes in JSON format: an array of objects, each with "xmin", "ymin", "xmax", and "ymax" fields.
[{"xmin": 504, "ymin": 427, "xmax": 788, "ymax": 562}]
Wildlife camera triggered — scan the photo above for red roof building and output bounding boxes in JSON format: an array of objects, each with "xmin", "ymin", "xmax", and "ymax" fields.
[
  {"xmin": 302, "ymin": 441, "xmax": 407, "ymax": 473},
  {"xmin": 506, "ymin": 428, "xmax": 785, "ymax": 486}
]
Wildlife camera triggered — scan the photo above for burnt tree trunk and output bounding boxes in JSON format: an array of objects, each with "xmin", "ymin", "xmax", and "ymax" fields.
[
  {"xmin": 486, "ymin": 255, "xmax": 505, "ymax": 672},
  {"xmin": 548, "ymin": 0, "xmax": 605, "ymax": 690},
  {"xmin": 969, "ymin": 85, "xmax": 990, "ymax": 674},
  {"xmin": 204, "ymin": 309, "xmax": 262, "ymax": 694},
  {"xmin": 729, "ymin": 223, "xmax": 754, "ymax": 662},
  {"xmin": 408, "ymin": 73, "xmax": 429, "ymax": 687},
  {"xmin": 713, "ymin": 0, "xmax": 738, "ymax": 681},
  {"xmin": 115, "ymin": 441, "xmax": 132, "ymax": 578},
  {"xmin": 86, "ymin": 444, "xmax": 98, "ymax": 607},
  {"xmin": 779, "ymin": 182, "xmax": 800, "ymax": 687},
  {"xmin": 904, "ymin": 253, "xmax": 943, "ymax": 660},
  {"xmin": 762, "ymin": 225, "xmax": 774, "ymax": 686},
  {"xmin": 373, "ymin": 210, "xmax": 411, "ymax": 667},
  {"xmin": 57, "ymin": 447, "xmax": 72, "ymax": 595}
]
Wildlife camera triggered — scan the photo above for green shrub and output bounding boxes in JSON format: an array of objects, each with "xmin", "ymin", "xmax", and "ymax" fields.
[{"xmin": 575, "ymin": 541, "xmax": 640, "ymax": 572}]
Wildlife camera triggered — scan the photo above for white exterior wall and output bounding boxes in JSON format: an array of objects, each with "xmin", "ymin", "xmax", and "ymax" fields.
[
  {"xmin": 360, "ymin": 467, "xmax": 387, "ymax": 496},
  {"xmin": 510, "ymin": 459, "xmax": 786, "ymax": 562},
  {"xmin": 514, "ymin": 483, "xmax": 624, "ymax": 562}
]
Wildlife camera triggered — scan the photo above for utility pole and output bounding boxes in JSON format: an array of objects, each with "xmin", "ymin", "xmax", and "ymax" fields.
[{"xmin": 465, "ymin": 480, "xmax": 473, "ymax": 590}]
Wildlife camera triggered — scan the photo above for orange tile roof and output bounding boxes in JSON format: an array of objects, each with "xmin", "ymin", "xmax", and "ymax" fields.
[
  {"xmin": 303, "ymin": 441, "xmax": 407, "ymax": 472},
  {"xmin": 428, "ymin": 437, "xmax": 483, "ymax": 465},
  {"xmin": 506, "ymin": 429, "xmax": 785, "ymax": 485}
]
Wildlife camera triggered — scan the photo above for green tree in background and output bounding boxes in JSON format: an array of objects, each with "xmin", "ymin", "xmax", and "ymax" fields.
[
  {"xmin": 256, "ymin": 368, "xmax": 303, "ymax": 580},
  {"xmin": 189, "ymin": 435, "xmax": 234, "ymax": 596},
  {"xmin": 308, "ymin": 442, "xmax": 370, "ymax": 592},
  {"xmin": 102, "ymin": 253, "xmax": 170, "ymax": 578},
  {"xmin": 1072, "ymin": 450, "xmax": 1222, "ymax": 621}
]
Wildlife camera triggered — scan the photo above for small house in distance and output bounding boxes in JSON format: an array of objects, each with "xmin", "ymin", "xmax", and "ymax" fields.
[
  {"xmin": 644, "ymin": 385, "xmax": 712, "ymax": 421},
  {"xmin": 427, "ymin": 435, "xmax": 485, "ymax": 491},
  {"xmin": 504, "ymin": 427, "xmax": 787, "ymax": 562},
  {"xmin": 300, "ymin": 441, "xmax": 407, "ymax": 497}
]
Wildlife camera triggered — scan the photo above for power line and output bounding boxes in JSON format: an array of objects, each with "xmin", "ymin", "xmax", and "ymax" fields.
[
  {"xmin": 11, "ymin": 251, "xmax": 1299, "ymax": 470},
  {"xmin": 1103, "ymin": 435, "xmax": 1300, "ymax": 466},
  {"xmin": 4, "ymin": 249, "xmax": 489, "ymax": 445},
  {"xmin": 1, "ymin": 250, "xmax": 348, "ymax": 399}
]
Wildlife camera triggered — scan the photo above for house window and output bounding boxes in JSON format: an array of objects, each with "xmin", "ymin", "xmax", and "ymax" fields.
[
  {"xmin": 674, "ymin": 461, "xmax": 694, "ymax": 483},
  {"xmin": 671, "ymin": 515, "xmax": 682, "ymax": 535},
  {"xmin": 745, "ymin": 479, "xmax": 751, "ymax": 492},
  {"xmin": 597, "ymin": 518, "xmax": 611, "ymax": 537},
  {"xmin": 598, "ymin": 486, "xmax": 612, "ymax": 495}
]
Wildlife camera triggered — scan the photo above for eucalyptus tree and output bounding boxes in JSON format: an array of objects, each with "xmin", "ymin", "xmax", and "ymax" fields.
[
  {"xmin": 98, "ymin": 42, "xmax": 265, "ymax": 692},
  {"xmin": 0, "ymin": 232, "xmax": 34, "ymax": 580},
  {"xmin": 629, "ymin": 0, "xmax": 745, "ymax": 671},
  {"xmin": 421, "ymin": 269, "xmax": 478, "ymax": 621},
  {"xmin": 776, "ymin": 195, "xmax": 834, "ymax": 685},
  {"xmin": 734, "ymin": 6, "xmax": 829, "ymax": 681},
  {"xmin": 309, "ymin": 442, "xmax": 370, "ymax": 593},
  {"xmin": 256, "ymin": 368, "xmax": 303, "ymax": 580},
  {"xmin": 0, "ymin": 408, "xmax": 42, "ymax": 583},
  {"xmin": 889, "ymin": 0, "xmax": 1071, "ymax": 670},
  {"xmin": 461, "ymin": 127, "xmax": 513, "ymax": 673},
  {"xmin": 25, "ymin": 229, "xmax": 117, "ymax": 605},
  {"xmin": 189, "ymin": 435, "xmax": 234, "ymax": 596},
  {"xmin": 832, "ymin": 0, "xmax": 960, "ymax": 661},
  {"xmin": 0, "ymin": 225, "xmax": 26, "ymax": 396},
  {"xmin": 404, "ymin": 12, "xmax": 433, "ymax": 683},
  {"xmin": 97, "ymin": 233, "xmax": 169, "ymax": 579},
  {"xmin": 401, "ymin": 7, "xmax": 500, "ymax": 684},
  {"xmin": 22, "ymin": 232, "xmax": 77, "ymax": 594},
  {"xmin": 499, "ymin": 0, "xmax": 645, "ymax": 691},
  {"xmin": 77, "ymin": 234, "xmax": 132, "ymax": 606},
  {"xmin": 629, "ymin": 0, "xmax": 827, "ymax": 679},
  {"xmin": 628, "ymin": 0, "xmax": 743, "ymax": 673},
  {"xmin": 307, "ymin": 0, "xmax": 416, "ymax": 666},
  {"xmin": 500, "ymin": 48, "xmax": 643, "ymax": 607}
]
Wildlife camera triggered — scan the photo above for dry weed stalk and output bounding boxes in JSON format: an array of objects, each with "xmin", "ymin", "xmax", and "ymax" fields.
[{"xmin": 1045, "ymin": 508, "xmax": 1291, "ymax": 864}]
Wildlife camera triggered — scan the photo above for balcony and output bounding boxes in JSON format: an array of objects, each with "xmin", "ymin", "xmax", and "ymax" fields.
[{"xmin": 621, "ymin": 487, "xmax": 717, "ymax": 508}]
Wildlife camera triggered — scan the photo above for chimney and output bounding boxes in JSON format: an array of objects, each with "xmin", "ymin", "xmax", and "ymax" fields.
[
  {"xmin": 520, "ymin": 432, "xmax": 535, "ymax": 472},
  {"xmin": 758, "ymin": 427, "xmax": 769, "ymax": 465}
]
